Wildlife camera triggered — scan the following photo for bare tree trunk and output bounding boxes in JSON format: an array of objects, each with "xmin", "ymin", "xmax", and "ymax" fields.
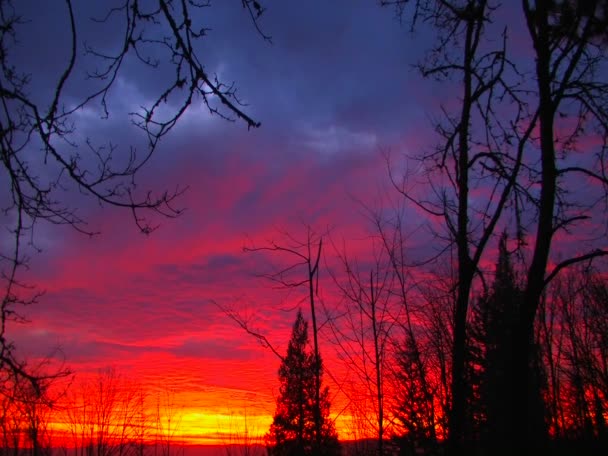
[
  {"xmin": 516, "ymin": 3, "xmax": 555, "ymax": 450},
  {"xmin": 370, "ymin": 272, "xmax": 384, "ymax": 456},
  {"xmin": 307, "ymin": 236, "xmax": 323, "ymax": 452},
  {"xmin": 448, "ymin": 6, "xmax": 478, "ymax": 453}
]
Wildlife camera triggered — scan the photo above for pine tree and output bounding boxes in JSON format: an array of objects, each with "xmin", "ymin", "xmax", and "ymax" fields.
[
  {"xmin": 468, "ymin": 233, "xmax": 547, "ymax": 454},
  {"xmin": 392, "ymin": 331, "xmax": 439, "ymax": 455},
  {"xmin": 468, "ymin": 233, "xmax": 518, "ymax": 450},
  {"xmin": 265, "ymin": 310, "xmax": 340, "ymax": 456}
]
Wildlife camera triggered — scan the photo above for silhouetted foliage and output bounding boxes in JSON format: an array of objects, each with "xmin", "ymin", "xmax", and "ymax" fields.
[
  {"xmin": 391, "ymin": 331, "xmax": 439, "ymax": 456},
  {"xmin": 539, "ymin": 266, "xmax": 608, "ymax": 449},
  {"xmin": 381, "ymin": 0, "xmax": 608, "ymax": 453},
  {"xmin": 265, "ymin": 310, "xmax": 340, "ymax": 456},
  {"xmin": 468, "ymin": 234, "xmax": 547, "ymax": 454},
  {"xmin": 0, "ymin": 363, "xmax": 66, "ymax": 456},
  {"xmin": 328, "ymin": 229, "xmax": 398, "ymax": 452}
]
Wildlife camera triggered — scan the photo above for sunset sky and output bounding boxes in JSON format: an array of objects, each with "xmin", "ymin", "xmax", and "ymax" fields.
[
  {"xmin": 7, "ymin": 0, "xmax": 606, "ymax": 447},
  {"xmin": 8, "ymin": 0, "xmax": 435, "ymax": 443}
]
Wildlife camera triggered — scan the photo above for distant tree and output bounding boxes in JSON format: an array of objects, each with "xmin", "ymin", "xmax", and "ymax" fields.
[
  {"xmin": 548, "ymin": 267, "xmax": 608, "ymax": 444},
  {"xmin": 265, "ymin": 310, "xmax": 340, "ymax": 456},
  {"xmin": 0, "ymin": 363, "xmax": 66, "ymax": 456},
  {"xmin": 379, "ymin": 211, "xmax": 443, "ymax": 456},
  {"xmin": 391, "ymin": 330, "xmax": 440, "ymax": 456},
  {"xmin": 328, "ymin": 231, "xmax": 397, "ymax": 454},
  {"xmin": 153, "ymin": 388, "xmax": 182, "ymax": 456},
  {"xmin": 219, "ymin": 408, "xmax": 265, "ymax": 456},
  {"xmin": 64, "ymin": 368, "xmax": 146, "ymax": 456}
]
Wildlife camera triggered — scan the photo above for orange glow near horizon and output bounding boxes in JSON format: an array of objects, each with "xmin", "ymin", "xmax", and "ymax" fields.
[
  {"xmin": 35, "ymin": 376, "xmax": 365, "ymax": 447},
  {"xmin": 44, "ymin": 410, "xmax": 364, "ymax": 448},
  {"xmin": 24, "ymin": 324, "xmax": 374, "ymax": 447}
]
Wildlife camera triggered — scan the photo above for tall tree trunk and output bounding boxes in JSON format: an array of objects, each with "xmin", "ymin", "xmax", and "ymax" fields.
[
  {"xmin": 517, "ymin": 0, "xmax": 556, "ymax": 450},
  {"xmin": 448, "ymin": 11, "xmax": 475, "ymax": 455},
  {"xmin": 308, "ymin": 236, "xmax": 323, "ymax": 452},
  {"xmin": 370, "ymin": 271, "xmax": 384, "ymax": 456}
]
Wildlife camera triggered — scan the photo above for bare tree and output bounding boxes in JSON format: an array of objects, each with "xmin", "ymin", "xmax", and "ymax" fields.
[
  {"xmin": 328, "ymin": 234, "xmax": 396, "ymax": 454},
  {"xmin": 153, "ymin": 388, "xmax": 182, "ymax": 456},
  {"xmin": 542, "ymin": 266, "xmax": 608, "ymax": 443},
  {"xmin": 512, "ymin": 1, "xmax": 608, "ymax": 448},
  {"xmin": 63, "ymin": 368, "xmax": 147, "ymax": 456},
  {"xmin": 0, "ymin": 375, "xmax": 30, "ymax": 456},
  {"xmin": 0, "ymin": 361, "xmax": 68, "ymax": 456},
  {"xmin": 381, "ymin": 211, "xmax": 451, "ymax": 454},
  {"xmin": 537, "ymin": 278, "xmax": 566, "ymax": 439},
  {"xmin": 219, "ymin": 408, "xmax": 265, "ymax": 456}
]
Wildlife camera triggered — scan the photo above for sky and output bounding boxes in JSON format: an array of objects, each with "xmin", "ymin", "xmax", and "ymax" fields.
[
  {"xmin": 5, "ymin": 0, "xmax": 607, "ymax": 447},
  {"xmin": 6, "ymin": 0, "xmax": 433, "ymax": 443}
]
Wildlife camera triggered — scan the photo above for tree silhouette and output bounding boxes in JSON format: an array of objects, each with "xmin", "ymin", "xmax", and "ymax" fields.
[
  {"xmin": 63, "ymin": 368, "xmax": 148, "ymax": 456},
  {"xmin": 514, "ymin": 1, "xmax": 608, "ymax": 448},
  {"xmin": 378, "ymin": 210, "xmax": 443, "ymax": 455},
  {"xmin": 381, "ymin": 1, "xmax": 524, "ymax": 451},
  {"xmin": 468, "ymin": 233, "xmax": 546, "ymax": 454},
  {"xmin": 539, "ymin": 266, "xmax": 608, "ymax": 450},
  {"xmin": 391, "ymin": 330, "xmax": 440, "ymax": 456},
  {"xmin": 265, "ymin": 310, "xmax": 339, "ymax": 456},
  {"xmin": 381, "ymin": 0, "xmax": 608, "ymax": 452},
  {"xmin": 328, "ymin": 230, "xmax": 397, "ymax": 454},
  {"xmin": 244, "ymin": 227, "xmax": 326, "ymax": 447},
  {"xmin": 0, "ymin": 366, "xmax": 59, "ymax": 456}
]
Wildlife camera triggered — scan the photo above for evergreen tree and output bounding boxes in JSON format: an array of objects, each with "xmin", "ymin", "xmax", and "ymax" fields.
[
  {"xmin": 392, "ymin": 331, "xmax": 439, "ymax": 456},
  {"xmin": 265, "ymin": 310, "xmax": 340, "ymax": 456},
  {"xmin": 468, "ymin": 233, "xmax": 547, "ymax": 454},
  {"xmin": 468, "ymin": 233, "xmax": 518, "ymax": 451}
]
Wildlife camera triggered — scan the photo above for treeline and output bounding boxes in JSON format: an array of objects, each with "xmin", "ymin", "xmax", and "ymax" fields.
[
  {"xmin": 376, "ymin": 236, "xmax": 608, "ymax": 455},
  {"xmin": 234, "ymin": 226, "xmax": 608, "ymax": 455},
  {"xmin": 1, "ymin": 240, "xmax": 606, "ymax": 456},
  {"xmin": 540, "ymin": 268, "xmax": 608, "ymax": 443},
  {"xmin": 0, "ymin": 369, "xmax": 182, "ymax": 456}
]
